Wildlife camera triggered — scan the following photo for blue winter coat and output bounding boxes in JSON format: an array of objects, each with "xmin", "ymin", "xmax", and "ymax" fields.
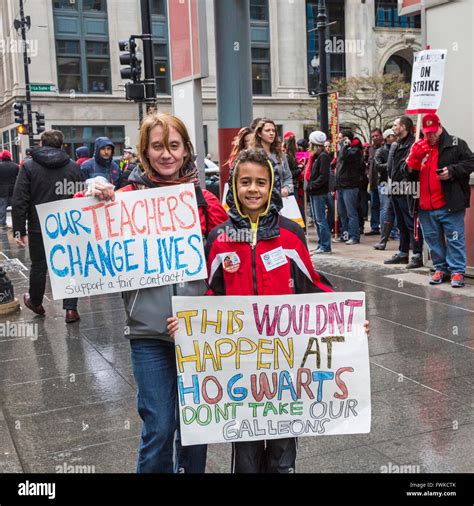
[{"xmin": 80, "ymin": 137, "xmax": 120, "ymax": 185}]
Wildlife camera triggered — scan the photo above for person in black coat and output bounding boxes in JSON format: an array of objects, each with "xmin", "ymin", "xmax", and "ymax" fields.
[
  {"xmin": 12, "ymin": 130, "xmax": 85, "ymax": 322},
  {"xmin": 0, "ymin": 150, "xmax": 19, "ymax": 229},
  {"xmin": 384, "ymin": 115, "xmax": 424, "ymax": 269},
  {"xmin": 335, "ymin": 131, "xmax": 365, "ymax": 244}
]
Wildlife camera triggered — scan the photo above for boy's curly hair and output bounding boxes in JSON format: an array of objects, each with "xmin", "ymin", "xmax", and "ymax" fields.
[{"xmin": 234, "ymin": 148, "xmax": 270, "ymax": 173}]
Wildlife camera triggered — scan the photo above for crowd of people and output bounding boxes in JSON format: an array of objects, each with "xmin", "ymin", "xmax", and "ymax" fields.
[
  {"xmin": 0, "ymin": 108, "xmax": 472, "ymax": 474},
  {"xmin": 273, "ymin": 114, "xmax": 473, "ymax": 288}
]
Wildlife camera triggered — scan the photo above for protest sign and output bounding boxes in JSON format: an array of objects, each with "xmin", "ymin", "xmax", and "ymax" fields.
[
  {"xmin": 296, "ymin": 152, "xmax": 311, "ymax": 164},
  {"xmin": 280, "ymin": 196, "xmax": 304, "ymax": 227},
  {"xmin": 36, "ymin": 184, "xmax": 206, "ymax": 299},
  {"xmin": 173, "ymin": 292, "xmax": 370, "ymax": 446},
  {"xmin": 329, "ymin": 92, "xmax": 339, "ymax": 154},
  {"xmin": 406, "ymin": 49, "xmax": 447, "ymax": 114},
  {"xmin": 221, "ymin": 182, "xmax": 229, "ymax": 212}
]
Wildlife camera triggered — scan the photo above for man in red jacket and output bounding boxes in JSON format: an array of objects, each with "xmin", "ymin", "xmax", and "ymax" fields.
[{"xmin": 406, "ymin": 114, "xmax": 474, "ymax": 287}]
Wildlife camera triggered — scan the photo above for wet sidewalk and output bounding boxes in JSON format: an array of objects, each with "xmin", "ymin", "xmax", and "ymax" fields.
[{"xmin": 0, "ymin": 222, "xmax": 473, "ymax": 474}]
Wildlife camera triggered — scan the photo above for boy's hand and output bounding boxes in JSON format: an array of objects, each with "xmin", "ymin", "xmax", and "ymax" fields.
[
  {"xmin": 167, "ymin": 316, "xmax": 179, "ymax": 339},
  {"xmin": 364, "ymin": 320, "xmax": 370, "ymax": 338}
]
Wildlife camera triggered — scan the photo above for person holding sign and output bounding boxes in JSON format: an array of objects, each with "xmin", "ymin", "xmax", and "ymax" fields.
[
  {"xmin": 203, "ymin": 148, "xmax": 335, "ymax": 473},
  {"xmin": 84, "ymin": 113, "xmax": 227, "ymax": 473},
  {"xmin": 406, "ymin": 114, "xmax": 474, "ymax": 288}
]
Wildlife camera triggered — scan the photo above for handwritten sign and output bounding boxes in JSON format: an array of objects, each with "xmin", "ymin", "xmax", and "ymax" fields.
[
  {"xmin": 280, "ymin": 196, "xmax": 304, "ymax": 228},
  {"xmin": 36, "ymin": 184, "xmax": 206, "ymax": 299},
  {"xmin": 329, "ymin": 92, "xmax": 339, "ymax": 154},
  {"xmin": 406, "ymin": 49, "xmax": 447, "ymax": 114},
  {"xmin": 173, "ymin": 292, "xmax": 370, "ymax": 446}
]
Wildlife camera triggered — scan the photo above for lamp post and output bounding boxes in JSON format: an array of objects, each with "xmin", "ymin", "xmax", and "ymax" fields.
[
  {"xmin": 310, "ymin": 55, "xmax": 319, "ymax": 96},
  {"xmin": 317, "ymin": 0, "xmax": 329, "ymax": 136}
]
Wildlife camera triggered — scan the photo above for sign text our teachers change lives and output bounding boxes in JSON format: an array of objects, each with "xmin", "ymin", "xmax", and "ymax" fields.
[
  {"xmin": 173, "ymin": 293, "xmax": 371, "ymax": 446},
  {"xmin": 36, "ymin": 184, "xmax": 206, "ymax": 299}
]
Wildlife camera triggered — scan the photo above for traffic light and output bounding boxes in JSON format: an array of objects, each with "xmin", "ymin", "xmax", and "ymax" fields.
[
  {"xmin": 125, "ymin": 82, "xmax": 145, "ymax": 101},
  {"xmin": 13, "ymin": 102, "xmax": 25, "ymax": 124},
  {"xmin": 35, "ymin": 112, "xmax": 45, "ymax": 134},
  {"xmin": 17, "ymin": 124, "xmax": 28, "ymax": 135},
  {"xmin": 119, "ymin": 38, "xmax": 142, "ymax": 82}
]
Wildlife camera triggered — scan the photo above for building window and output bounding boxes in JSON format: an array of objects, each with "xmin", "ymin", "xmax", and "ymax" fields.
[
  {"xmin": 375, "ymin": 0, "xmax": 421, "ymax": 28},
  {"xmin": 57, "ymin": 40, "xmax": 82, "ymax": 93},
  {"xmin": 151, "ymin": 0, "xmax": 166, "ymax": 16},
  {"xmin": 82, "ymin": 0, "xmax": 107, "ymax": 11},
  {"xmin": 306, "ymin": 0, "xmax": 346, "ymax": 93},
  {"xmin": 250, "ymin": 0, "xmax": 268, "ymax": 21},
  {"xmin": 384, "ymin": 54, "xmax": 412, "ymax": 83},
  {"xmin": 53, "ymin": 0, "xmax": 111, "ymax": 94},
  {"xmin": 250, "ymin": 0, "xmax": 271, "ymax": 96},
  {"xmin": 53, "ymin": 0, "xmax": 78, "ymax": 9},
  {"xmin": 86, "ymin": 41, "xmax": 110, "ymax": 92},
  {"xmin": 154, "ymin": 43, "xmax": 169, "ymax": 95},
  {"xmin": 151, "ymin": 0, "xmax": 170, "ymax": 95}
]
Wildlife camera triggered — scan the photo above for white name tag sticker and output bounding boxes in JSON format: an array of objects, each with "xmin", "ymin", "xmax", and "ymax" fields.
[{"xmin": 261, "ymin": 247, "xmax": 287, "ymax": 272}]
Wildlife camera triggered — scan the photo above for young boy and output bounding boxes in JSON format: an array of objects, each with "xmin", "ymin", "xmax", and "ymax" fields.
[{"xmin": 204, "ymin": 148, "xmax": 335, "ymax": 473}]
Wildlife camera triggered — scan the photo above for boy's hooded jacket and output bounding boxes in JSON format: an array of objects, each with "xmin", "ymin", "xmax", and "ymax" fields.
[
  {"xmin": 80, "ymin": 137, "xmax": 120, "ymax": 185},
  {"xmin": 206, "ymin": 161, "xmax": 334, "ymax": 296}
]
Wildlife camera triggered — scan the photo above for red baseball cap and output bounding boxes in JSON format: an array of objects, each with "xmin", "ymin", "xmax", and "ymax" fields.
[
  {"xmin": 422, "ymin": 113, "xmax": 441, "ymax": 133},
  {"xmin": 283, "ymin": 131, "xmax": 295, "ymax": 139}
]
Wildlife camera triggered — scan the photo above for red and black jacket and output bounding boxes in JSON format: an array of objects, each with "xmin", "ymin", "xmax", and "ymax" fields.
[
  {"xmin": 206, "ymin": 216, "xmax": 334, "ymax": 296},
  {"xmin": 205, "ymin": 159, "xmax": 334, "ymax": 296}
]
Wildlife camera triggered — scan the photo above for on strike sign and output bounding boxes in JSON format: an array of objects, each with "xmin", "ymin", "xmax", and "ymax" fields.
[
  {"xmin": 36, "ymin": 184, "xmax": 206, "ymax": 299},
  {"xmin": 173, "ymin": 292, "xmax": 371, "ymax": 446},
  {"xmin": 406, "ymin": 49, "xmax": 447, "ymax": 114}
]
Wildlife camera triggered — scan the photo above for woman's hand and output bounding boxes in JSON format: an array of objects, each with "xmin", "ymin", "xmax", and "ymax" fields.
[
  {"xmin": 281, "ymin": 187, "xmax": 289, "ymax": 198},
  {"xmin": 364, "ymin": 320, "xmax": 370, "ymax": 338},
  {"xmin": 167, "ymin": 316, "xmax": 179, "ymax": 339}
]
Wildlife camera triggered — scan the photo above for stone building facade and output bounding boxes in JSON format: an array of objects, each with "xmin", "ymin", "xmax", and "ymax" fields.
[{"xmin": 0, "ymin": 0, "xmax": 421, "ymax": 161}]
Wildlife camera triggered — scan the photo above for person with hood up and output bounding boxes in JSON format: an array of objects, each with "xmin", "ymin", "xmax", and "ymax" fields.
[
  {"xmin": 78, "ymin": 112, "xmax": 228, "ymax": 473},
  {"xmin": 199, "ymin": 148, "xmax": 335, "ymax": 473},
  {"xmin": 75, "ymin": 146, "xmax": 90, "ymax": 167},
  {"xmin": 80, "ymin": 137, "xmax": 120, "ymax": 186},
  {"xmin": 0, "ymin": 150, "xmax": 19, "ymax": 230},
  {"xmin": 12, "ymin": 130, "xmax": 84, "ymax": 322}
]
